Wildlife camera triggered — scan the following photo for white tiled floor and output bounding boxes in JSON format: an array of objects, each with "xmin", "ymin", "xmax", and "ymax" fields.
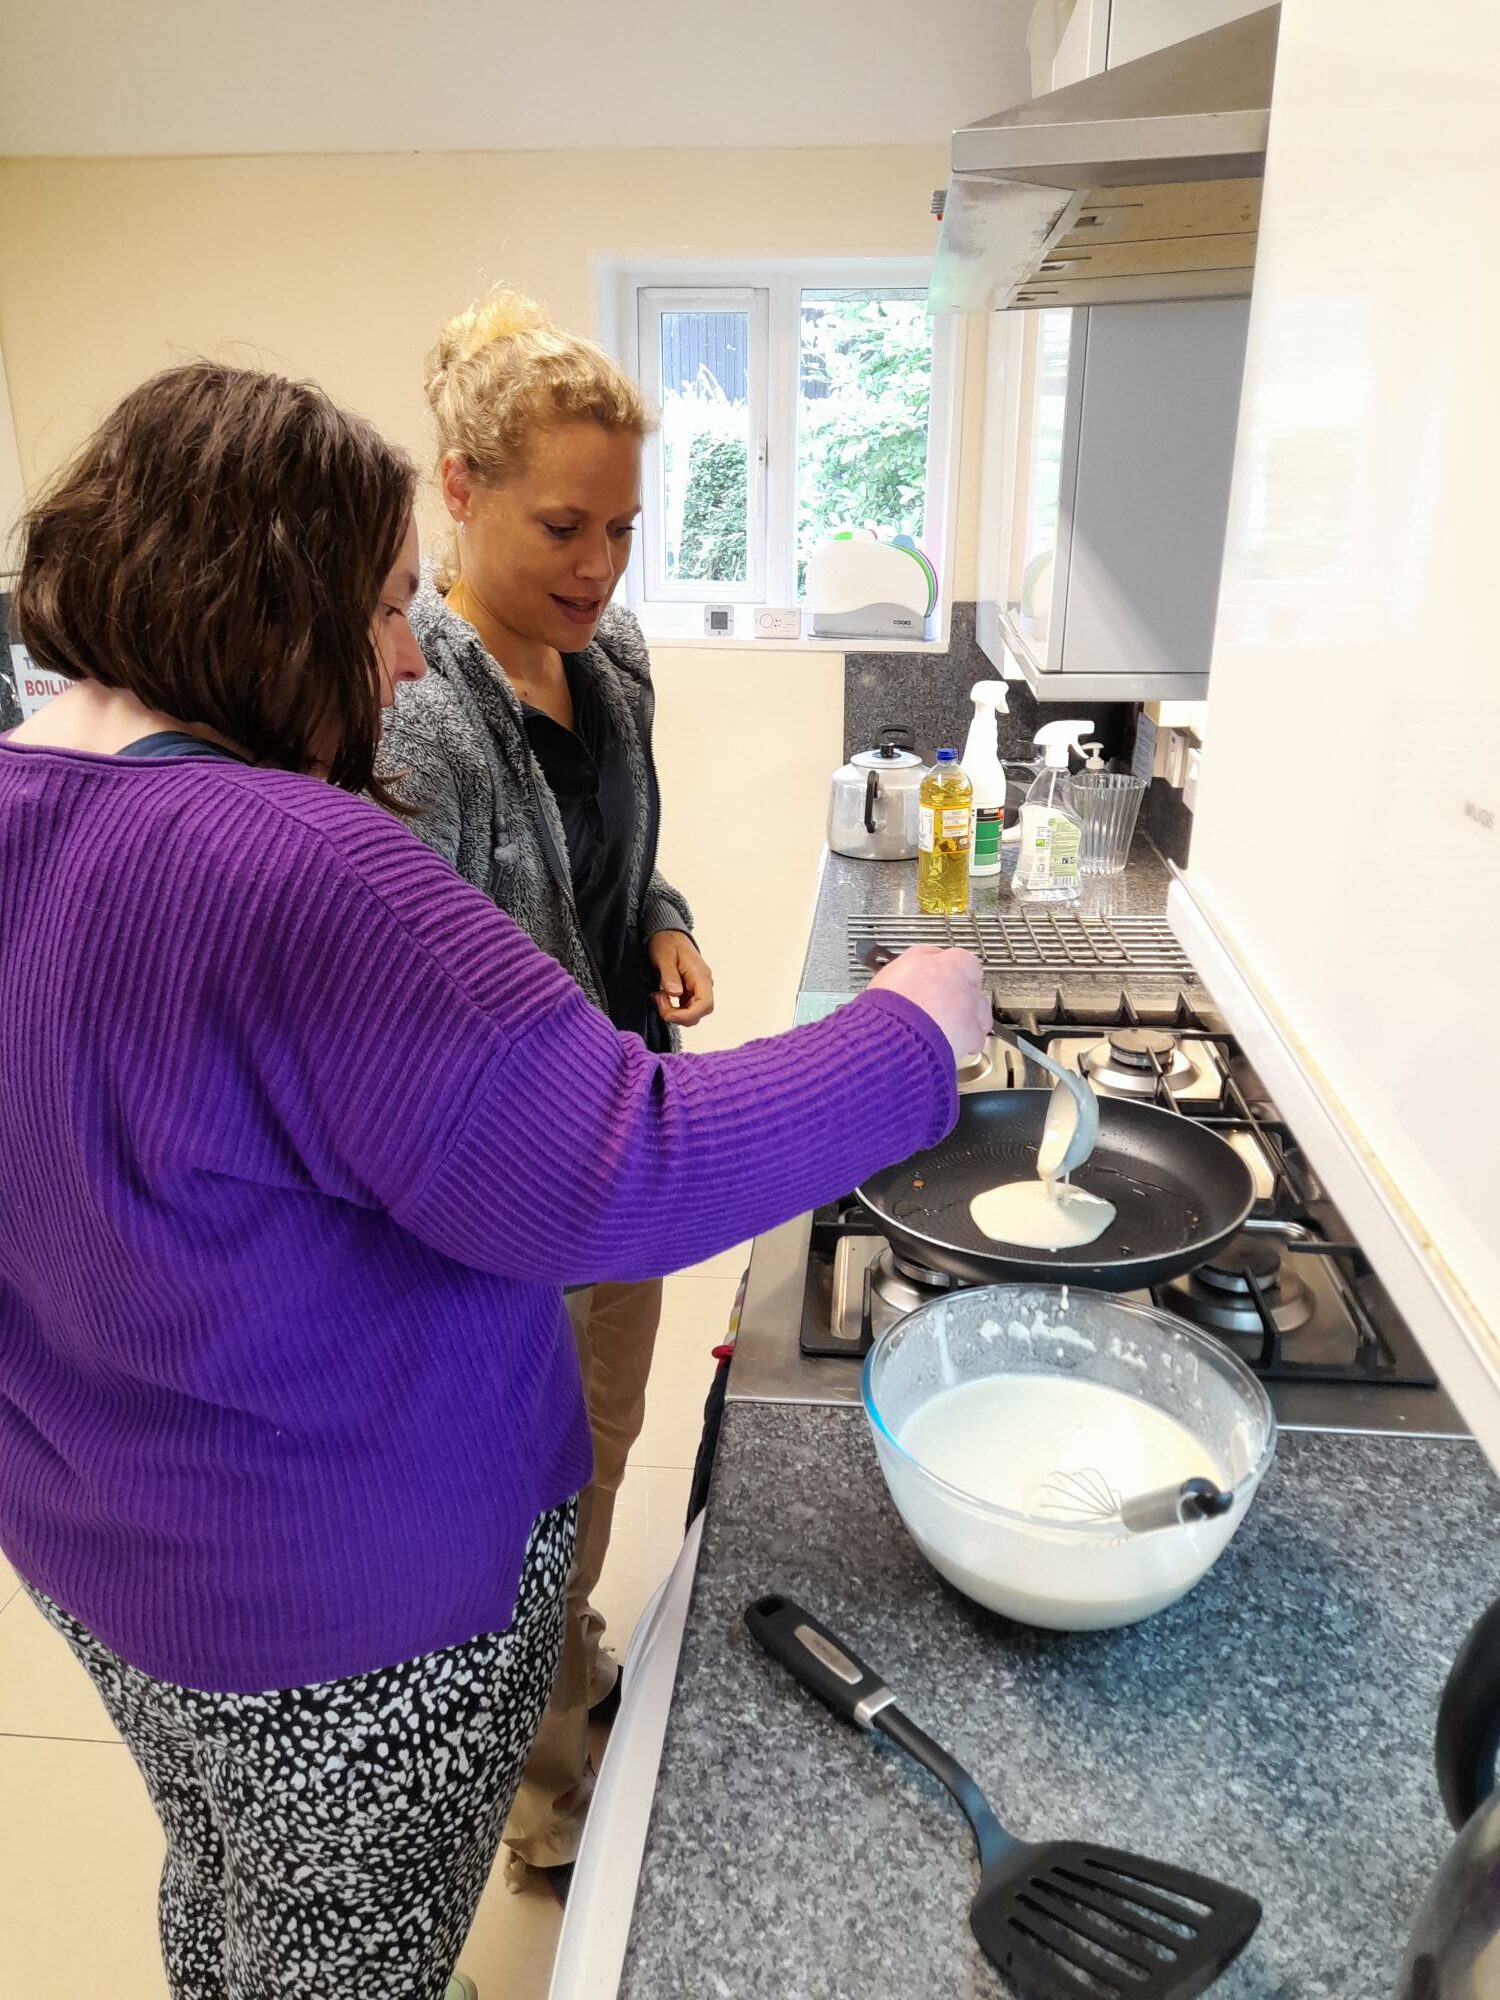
[{"xmin": 0, "ymin": 1257, "xmax": 743, "ymax": 1999}]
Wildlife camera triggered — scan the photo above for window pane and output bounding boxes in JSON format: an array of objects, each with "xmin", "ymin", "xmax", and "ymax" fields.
[
  {"xmin": 656, "ymin": 309, "xmax": 750, "ymax": 585},
  {"xmin": 796, "ymin": 289, "xmax": 933, "ymax": 596}
]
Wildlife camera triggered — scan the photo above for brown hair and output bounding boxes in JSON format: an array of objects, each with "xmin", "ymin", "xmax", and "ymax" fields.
[
  {"xmin": 425, "ymin": 287, "xmax": 652, "ymax": 491},
  {"xmin": 15, "ymin": 362, "xmax": 416, "ymax": 797}
]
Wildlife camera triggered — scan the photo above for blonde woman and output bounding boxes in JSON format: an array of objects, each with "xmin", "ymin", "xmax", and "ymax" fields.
[{"xmin": 378, "ymin": 291, "xmax": 713, "ymax": 1890}]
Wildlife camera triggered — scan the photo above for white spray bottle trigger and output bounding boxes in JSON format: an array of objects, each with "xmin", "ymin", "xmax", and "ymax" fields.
[
  {"xmin": 1032, "ymin": 718, "xmax": 1095, "ymax": 770},
  {"xmin": 969, "ymin": 679, "xmax": 1010, "ymax": 714}
]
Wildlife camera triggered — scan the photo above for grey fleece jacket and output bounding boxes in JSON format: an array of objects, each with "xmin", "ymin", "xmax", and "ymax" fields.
[{"xmin": 376, "ymin": 580, "xmax": 693, "ymax": 1045}]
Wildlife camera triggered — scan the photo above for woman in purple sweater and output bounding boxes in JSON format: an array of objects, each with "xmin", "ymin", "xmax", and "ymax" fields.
[{"xmin": 0, "ymin": 362, "xmax": 985, "ymax": 2000}]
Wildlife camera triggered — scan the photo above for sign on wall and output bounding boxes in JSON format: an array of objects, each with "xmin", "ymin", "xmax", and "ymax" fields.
[
  {"xmin": 9, "ymin": 642, "xmax": 66, "ymax": 719},
  {"xmin": 0, "ymin": 594, "xmax": 20, "ymax": 730},
  {"xmin": 2, "ymin": 593, "xmax": 70, "ymax": 724}
]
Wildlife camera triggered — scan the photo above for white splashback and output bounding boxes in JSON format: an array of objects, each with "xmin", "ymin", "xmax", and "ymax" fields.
[{"xmin": 1176, "ymin": 0, "xmax": 1500, "ymax": 1454}]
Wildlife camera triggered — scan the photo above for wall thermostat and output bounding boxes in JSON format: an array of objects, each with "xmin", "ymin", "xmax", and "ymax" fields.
[{"xmin": 703, "ymin": 605, "xmax": 734, "ymax": 637}]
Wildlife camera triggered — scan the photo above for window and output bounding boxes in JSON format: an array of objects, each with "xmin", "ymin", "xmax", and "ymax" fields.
[
  {"xmin": 637, "ymin": 287, "xmax": 767, "ymax": 601},
  {"xmin": 606, "ymin": 261, "xmax": 961, "ymax": 634}
]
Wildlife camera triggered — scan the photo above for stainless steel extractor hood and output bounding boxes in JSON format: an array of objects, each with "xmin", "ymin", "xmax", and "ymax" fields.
[{"xmin": 931, "ymin": 5, "xmax": 1278, "ymax": 312}]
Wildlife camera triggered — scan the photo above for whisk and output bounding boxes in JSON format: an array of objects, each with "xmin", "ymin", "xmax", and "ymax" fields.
[{"xmin": 1032, "ymin": 1466, "xmax": 1234, "ymax": 1536}]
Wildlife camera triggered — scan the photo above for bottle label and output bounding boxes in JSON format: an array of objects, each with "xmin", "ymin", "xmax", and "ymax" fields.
[
  {"xmin": 1016, "ymin": 810, "xmax": 1080, "ymax": 891},
  {"xmin": 920, "ymin": 806, "xmax": 970, "ymax": 853},
  {"xmin": 971, "ymin": 807, "xmax": 1001, "ymax": 867}
]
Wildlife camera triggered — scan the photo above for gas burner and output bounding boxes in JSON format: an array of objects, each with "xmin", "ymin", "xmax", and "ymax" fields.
[
  {"xmin": 1079, "ymin": 1027, "xmax": 1201, "ymax": 1100},
  {"xmin": 956, "ymin": 1037, "xmax": 1030, "ymax": 1095},
  {"xmin": 1162, "ymin": 1234, "xmax": 1315, "ymax": 1339},
  {"xmin": 955, "ymin": 1045, "xmax": 994, "ymax": 1089},
  {"xmin": 1041, "ymin": 1024, "xmax": 1228, "ymax": 1105},
  {"xmin": 880, "ymin": 1247, "xmax": 963, "ymax": 1300}
]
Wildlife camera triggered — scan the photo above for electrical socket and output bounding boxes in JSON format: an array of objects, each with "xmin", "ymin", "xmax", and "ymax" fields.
[{"xmin": 1183, "ymin": 745, "xmax": 1201, "ymax": 813}]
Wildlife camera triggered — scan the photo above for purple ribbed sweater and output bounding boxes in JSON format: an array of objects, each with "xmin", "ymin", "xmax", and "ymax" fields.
[{"xmin": 0, "ymin": 740, "xmax": 955, "ymax": 1691}]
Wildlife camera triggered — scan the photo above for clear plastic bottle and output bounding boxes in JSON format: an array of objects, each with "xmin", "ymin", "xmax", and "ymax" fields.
[
  {"xmin": 1011, "ymin": 719, "xmax": 1091, "ymax": 906},
  {"xmin": 918, "ymin": 749, "xmax": 973, "ymax": 915}
]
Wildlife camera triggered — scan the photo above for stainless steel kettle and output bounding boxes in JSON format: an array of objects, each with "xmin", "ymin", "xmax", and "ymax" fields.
[
  {"xmin": 828, "ymin": 727, "xmax": 926, "ymax": 861},
  {"xmin": 1397, "ymin": 1598, "xmax": 1500, "ymax": 1998}
]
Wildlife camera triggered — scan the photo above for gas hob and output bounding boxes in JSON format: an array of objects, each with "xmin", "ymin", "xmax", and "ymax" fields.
[{"xmin": 799, "ymin": 991, "xmax": 1467, "ymax": 1439}]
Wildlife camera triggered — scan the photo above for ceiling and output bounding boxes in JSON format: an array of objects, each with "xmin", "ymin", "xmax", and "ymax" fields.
[{"xmin": 1, "ymin": 0, "xmax": 1031, "ymax": 158}]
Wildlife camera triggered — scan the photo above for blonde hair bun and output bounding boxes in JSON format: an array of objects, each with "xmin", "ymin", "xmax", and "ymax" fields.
[
  {"xmin": 425, "ymin": 285, "xmax": 652, "ymax": 486},
  {"xmin": 455, "ymin": 289, "xmax": 553, "ymax": 361}
]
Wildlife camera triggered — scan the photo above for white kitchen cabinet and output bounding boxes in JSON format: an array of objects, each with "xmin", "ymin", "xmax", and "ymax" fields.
[
  {"xmin": 976, "ymin": 292, "xmax": 1249, "ymax": 701},
  {"xmin": 1169, "ymin": 0, "xmax": 1500, "ymax": 1458},
  {"xmin": 1050, "ymin": 0, "xmax": 1110, "ymax": 88},
  {"xmin": 1036, "ymin": 0, "xmax": 1267, "ymax": 81},
  {"xmin": 1105, "ymin": 0, "xmax": 1270, "ymax": 68},
  {"xmin": 974, "ymin": 0, "xmax": 1262, "ymax": 700}
]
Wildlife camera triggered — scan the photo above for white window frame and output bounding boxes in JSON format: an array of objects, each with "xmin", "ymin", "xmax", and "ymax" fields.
[{"xmin": 599, "ymin": 257, "xmax": 963, "ymax": 641}]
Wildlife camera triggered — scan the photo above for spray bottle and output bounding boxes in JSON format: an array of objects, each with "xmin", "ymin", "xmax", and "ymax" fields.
[
  {"xmin": 1012, "ymin": 718, "xmax": 1092, "ymax": 905},
  {"xmin": 960, "ymin": 680, "xmax": 1010, "ymax": 880}
]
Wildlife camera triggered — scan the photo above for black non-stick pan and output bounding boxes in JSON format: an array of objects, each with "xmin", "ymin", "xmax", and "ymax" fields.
[{"xmin": 856, "ymin": 1089, "xmax": 1255, "ymax": 1289}]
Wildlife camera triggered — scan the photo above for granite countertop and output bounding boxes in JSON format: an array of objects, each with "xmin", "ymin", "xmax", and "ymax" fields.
[
  {"xmin": 614, "ymin": 841, "xmax": 1498, "ymax": 1998},
  {"xmin": 619, "ymin": 1403, "xmax": 1498, "ymax": 2000}
]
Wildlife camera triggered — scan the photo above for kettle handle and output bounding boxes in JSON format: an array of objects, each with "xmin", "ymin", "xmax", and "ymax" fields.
[
  {"xmin": 1435, "ymin": 1597, "xmax": 1500, "ymax": 1830},
  {"xmin": 863, "ymin": 769, "xmax": 882, "ymax": 835}
]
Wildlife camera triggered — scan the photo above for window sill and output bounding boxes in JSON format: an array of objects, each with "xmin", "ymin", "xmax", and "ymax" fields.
[{"xmin": 639, "ymin": 631, "xmax": 952, "ymax": 655}]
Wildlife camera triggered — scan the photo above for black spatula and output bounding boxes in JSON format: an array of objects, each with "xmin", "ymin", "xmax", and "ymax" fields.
[{"xmin": 746, "ymin": 1594, "xmax": 1260, "ymax": 2000}]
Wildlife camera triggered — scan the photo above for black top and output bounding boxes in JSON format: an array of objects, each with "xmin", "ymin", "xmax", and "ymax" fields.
[
  {"xmin": 522, "ymin": 657, "xmax": 652, "ymax": 1039},
  {"xmin": 115, "ymin": 732, "xmax": 248, "ymax": 763}
]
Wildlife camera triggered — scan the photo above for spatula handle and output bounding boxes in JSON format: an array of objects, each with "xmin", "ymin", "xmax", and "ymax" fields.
[
  {"xmin": 745, "ymin": 1594, "xmax": 895, "ymax": 1729},
  {"xmin": 875, "ymin": 1705, "xmax": 1019, "ymax": 1875},
  {"xmin": 746, "ymin": 1594, "xmax": 1019, "ymax": 1875}
]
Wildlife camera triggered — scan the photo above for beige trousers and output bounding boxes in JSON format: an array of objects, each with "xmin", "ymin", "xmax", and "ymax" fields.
[{"xmin": 502, "ymin": 1276, "xmax": 664, "ymax": 1877}]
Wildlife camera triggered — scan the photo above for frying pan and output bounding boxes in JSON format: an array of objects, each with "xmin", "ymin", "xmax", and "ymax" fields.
[{"xmin": 856, "ymin": 1089, "xmax": 1255, "ymax": 1289}]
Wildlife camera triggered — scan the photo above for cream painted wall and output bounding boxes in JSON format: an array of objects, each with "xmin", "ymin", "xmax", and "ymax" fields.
[
  {"xmin": 0, "ymin": 146, "xmax": 919, "ymax": 1039},
  {"xmin": 0, "ymin": 350, "xmax": 22, "ymax": 560},
  {"xmin": 650, "ymin": 646, "xmax": 844, "ymax": 1051},
  {"xmin": 0, "ymin": 147, "xmax": 966, "ymax": 563}
]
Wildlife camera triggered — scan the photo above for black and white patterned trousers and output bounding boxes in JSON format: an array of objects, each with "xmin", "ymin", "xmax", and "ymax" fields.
[{"xmin": 26, "ymin": 1504, "xmax": 574, "ymax": 1999}]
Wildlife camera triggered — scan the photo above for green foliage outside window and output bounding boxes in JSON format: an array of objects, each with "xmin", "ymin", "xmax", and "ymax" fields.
[{"xmin": 662, "ymin": 292, "xmax": 933, "ymax": 594}]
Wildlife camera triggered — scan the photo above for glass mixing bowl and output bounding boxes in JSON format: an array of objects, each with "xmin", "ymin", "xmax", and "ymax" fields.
[{"xmin": 861, "ymin": 1286, "xmax": 1277, "ymax": 1631}]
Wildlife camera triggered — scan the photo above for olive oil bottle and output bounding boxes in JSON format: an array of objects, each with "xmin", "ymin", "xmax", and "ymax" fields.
[{"xmin": 917, "ymin": 749, "xmax": 973, "ymax": 915}]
